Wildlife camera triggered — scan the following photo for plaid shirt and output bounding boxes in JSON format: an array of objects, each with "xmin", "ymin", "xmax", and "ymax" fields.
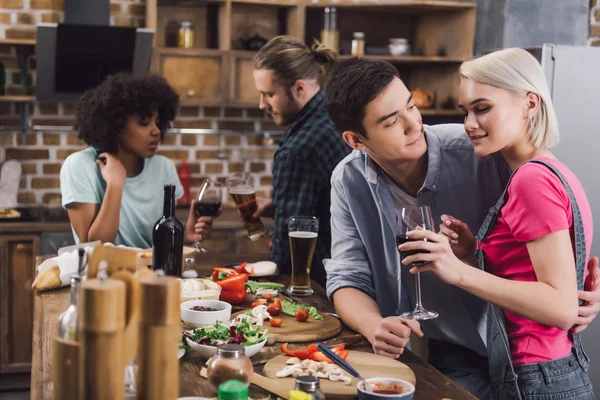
[{"xmin": 270, "ymin": 89, "xmax": 351, "ymax": 287}]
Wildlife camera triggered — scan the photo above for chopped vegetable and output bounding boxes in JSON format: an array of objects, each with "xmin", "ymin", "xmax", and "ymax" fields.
[
  {"xmin": 280, "ymin": 343, "xmax": 319, "ymax": 360},
  {"xmin": 251, "ymin": 299, "xmax": 267, "ymax": 308},
  {"xmin": 260, "ymin": 294, "xmax": 273, "ymax": 301},
  {"xmin": 270, "ymin": 318, "xmax": 283, "ymax": 327},
  {"xmin": 183, "ymin": 318, "xmax": 267, "ymax": 348},
  {"xmin": 211, "ymin": 267, "xmax": 238, "ymax": 282},
  {"xmin": 237, "ymin": 262, "xmax": 249, "ymax": 274},
  {"xmin": 245, "ymin": 281, "xmax": 284, "ymax": 295},
  {"xmin": 219, "ymin": 289, "xmax": 247, "ymax": 305},
  {"xmin": 267, "ymin": 303, "xmax": 281, "ymax": 316},
  {"xmin": 281, "ymin": 299, "xmax": 323, "ymax": 321},
  {"xmin": 216, "ymin": 274, "xmax": 248, "ymax": 292},
  {"xmin": 295, "ymin": 309, "xmax": 309, "ymax": 322}
]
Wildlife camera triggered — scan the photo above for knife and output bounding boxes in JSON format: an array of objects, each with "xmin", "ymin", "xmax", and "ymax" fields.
[{"xmin": 320, "ymin": 333, "xmax": 364, "ymax": 349}]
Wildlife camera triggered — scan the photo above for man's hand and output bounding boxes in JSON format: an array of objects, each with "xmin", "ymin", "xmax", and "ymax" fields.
[
  {"xmin": 238, "ymin": 197, "xmax": 274, "ymax": 228},
  {"xmin": 367, "ymin": 316, "xmax": 424, "ymax": 358},
  {"xmin": 573, "ymin": 256, "xmax": 600, "ymax": 333}
]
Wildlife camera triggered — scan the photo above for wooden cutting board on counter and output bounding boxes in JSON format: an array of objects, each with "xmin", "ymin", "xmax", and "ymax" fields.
[
  {"xmin": 231, "ymin": 310, "xmax": 341, "ymax": 343},
  {"xmin": 263, "ymin": 350, "xmax": 416, "ymax": 398}
]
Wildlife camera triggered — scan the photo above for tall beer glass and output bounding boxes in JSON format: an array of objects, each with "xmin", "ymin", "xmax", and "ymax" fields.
[
  {"xmin": 287, "ymin": 216, "xmax": 318, "ymax": 296},
  {"xmin": 226, "ymin": 172, "xmax": 267, "ymax": 241}
]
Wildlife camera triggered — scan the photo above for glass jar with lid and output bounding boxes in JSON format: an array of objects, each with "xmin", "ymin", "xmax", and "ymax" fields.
[
  {"xmin": 351, "ymin": 32, "xmax": 365, "ymax": 57},
  {"xmin": 207, "ymin": 344, "xmax": 253, "ymax": 393},
  {"xmin": 178, "ymin": 21, "xmax": 195, "ymax": 48},
  {"xmin": 294, "ymin": 375, "xmax": 325, "ymax": 400}
]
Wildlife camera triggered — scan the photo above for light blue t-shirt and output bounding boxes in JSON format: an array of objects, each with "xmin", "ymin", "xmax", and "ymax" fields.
[{"xmin": 60, "ymin": 147, "xmax": 184, "ymax": 249}]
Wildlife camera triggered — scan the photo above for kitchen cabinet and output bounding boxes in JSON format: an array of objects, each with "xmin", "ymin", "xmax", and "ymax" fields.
[{"xmin": 0, "ymin": 234, "xmax": 39, "ymax": 390}]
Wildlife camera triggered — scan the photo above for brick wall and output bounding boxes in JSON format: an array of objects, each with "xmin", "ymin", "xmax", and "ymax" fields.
[
  {"xmin": 591, "ymin": 0, "xmax": 600, "ymax": 46},
  {"xmin": 0, "ymin": 0, "xmax": 281, "ymax": 207}
]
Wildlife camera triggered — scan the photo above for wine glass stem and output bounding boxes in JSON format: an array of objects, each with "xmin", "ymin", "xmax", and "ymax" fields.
[{"xmin": 415, "ymin": 271, "xmax": 423, "ymax": 309}]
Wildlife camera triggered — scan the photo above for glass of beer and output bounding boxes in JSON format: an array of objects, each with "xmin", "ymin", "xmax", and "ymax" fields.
[
  {"xmin": 226, "ymin": 172, "xmax": 267, "ymax": 241},
  {"xmin": 287, "ymin": 216, "xmax": 318, "ymax": 296}
]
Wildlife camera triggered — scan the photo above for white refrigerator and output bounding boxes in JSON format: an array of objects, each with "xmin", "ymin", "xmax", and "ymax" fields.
[{"xmin": 528, "ymin": 44, "xmax": 600, "ymax": 395}]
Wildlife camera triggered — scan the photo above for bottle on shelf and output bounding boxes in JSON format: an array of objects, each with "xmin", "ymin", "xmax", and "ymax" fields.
[
  {"xmin": 178, "ymin": 21, "xmax": 195, "ymax": 48},
  {"xmin": 351, "ymin": 32, "xmax": 365, "ymax": 57},
  {"xmin": 152, "ymin": 184, "xmax": 184, "ymax": 276}
]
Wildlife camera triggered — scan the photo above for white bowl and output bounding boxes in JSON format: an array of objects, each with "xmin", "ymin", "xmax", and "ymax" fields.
[
  {"xmin": 388, "ymin": 43, "xmax": 411, "ymax": 56},
  {"xmin": 357, "ymin": 377, "xmax": 415, "ymax": 400},
  {"xmin": 180, "ymin": 300, "xmax": 232, "ymax": 327},
  {"xmin": 186, "ymin": 338, "xmax": 267, "ymax": 359}
]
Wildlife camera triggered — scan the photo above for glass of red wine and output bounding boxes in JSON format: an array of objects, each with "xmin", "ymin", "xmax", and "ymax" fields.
[
  {"xmin": 396, "ymin": 206, "xmax": 439, "ymax": 321},
  {"xmin": 193, "ymin": 179, "xmax": 223, "ymax": 253}
]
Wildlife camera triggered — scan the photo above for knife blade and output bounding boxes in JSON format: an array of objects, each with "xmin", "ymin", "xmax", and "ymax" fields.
[{"xmin": 320, "ymin": 333, "xmax": 365, "ymax": 349}]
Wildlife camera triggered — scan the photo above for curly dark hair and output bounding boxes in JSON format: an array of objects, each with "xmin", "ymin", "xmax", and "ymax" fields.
[{"xmin": 75, "ymin": 73, "xmax": 179, "ymax": 153}]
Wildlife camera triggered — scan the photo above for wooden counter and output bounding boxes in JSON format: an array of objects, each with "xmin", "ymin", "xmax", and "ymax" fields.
[{"xmin": 31, "ymin": 267, "xmax": 476, "ymax": 400}]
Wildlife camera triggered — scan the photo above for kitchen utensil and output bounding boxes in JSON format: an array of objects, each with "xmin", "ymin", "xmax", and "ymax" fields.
[
  {"xmin": 317, "ymin": 342, "xmax": 372, "ymax": 393},
  {"xmin": 231, "ymin": 310, "xmax": 341, "ymax": 343}
]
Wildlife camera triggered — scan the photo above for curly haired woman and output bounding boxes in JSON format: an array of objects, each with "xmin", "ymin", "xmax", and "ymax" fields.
[{"xmin": 60, "ymin": 74, "xmax": 215, "ymax": 248}]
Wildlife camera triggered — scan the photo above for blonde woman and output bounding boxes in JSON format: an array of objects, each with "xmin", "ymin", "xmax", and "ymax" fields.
[{"xmin": 398, "ymin": 48, "xmax": 594, "ymax": 398}]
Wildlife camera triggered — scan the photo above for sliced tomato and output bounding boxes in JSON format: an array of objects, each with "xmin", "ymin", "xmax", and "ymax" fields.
[
  {"xmin": 280, "ymin": 343, "xmax": 319, "ymax": 360},
  {"xmin": 260, "ymin": 294, "xmax": 273, "ymax": 301},
  {"xmin": 211, "ymin": 267, "xmax": 239, "ymax": 282},
  {"xmin": 251, "ymin": 299, "xmax": 267, "ymax": 308},
  {"xmin": 270, "ymin": 318, "xmax": 283, "ymax": 327},
  {"xmin": 215, "ymin": 274, "xmax": 247, "ymax": 292},
  {"xmin": 219, "ymin": 289, "xmax": 247, "ymax": 305},
  {"xmin": 266, "ymin": 303, "xmax": 281, "ymax": 316}
]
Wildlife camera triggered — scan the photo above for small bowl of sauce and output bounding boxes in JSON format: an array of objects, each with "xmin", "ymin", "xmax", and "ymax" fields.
[{"xmin": 357, "ymin": 377, "xmax": 415, "ymax": 400}]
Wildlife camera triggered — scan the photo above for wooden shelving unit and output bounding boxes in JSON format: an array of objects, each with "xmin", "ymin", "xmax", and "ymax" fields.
[
  {"xmin": 0, "ymin": 39, "xmax": 36, "ymax": 46},
  {"xmin": 0, "ymin": 95, "xmax": 35, "ymax": 103},
  {"xmin": 146, "ymin": 0, "xmax": 476, "ymax": 116}
]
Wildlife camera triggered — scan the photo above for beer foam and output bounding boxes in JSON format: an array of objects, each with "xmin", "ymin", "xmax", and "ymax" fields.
[
  {"xmin": 228, "ymin": 188, "xmax": 255, "ymax": 195},
  {"xmin": 289, "ymin": 231, "xmax": 318, "ymax": 238}
]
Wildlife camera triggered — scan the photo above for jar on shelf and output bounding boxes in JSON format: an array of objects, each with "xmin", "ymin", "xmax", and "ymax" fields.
[
  {"xmin": 178, "ymin": 21, "xmax": 195, "ymax": 49},
  {"xmin": 351, "ymin": 32, "xmax": 365, "ymax": 57},
  {"xmin": 207, "ymin": 344, "xmax": 253, "ymax": 393}
]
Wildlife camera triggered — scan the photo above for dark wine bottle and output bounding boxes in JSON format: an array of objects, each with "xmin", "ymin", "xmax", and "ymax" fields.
[{"xmin": 152, "ymin": 184, "xmax": 184, "ymax": 276}]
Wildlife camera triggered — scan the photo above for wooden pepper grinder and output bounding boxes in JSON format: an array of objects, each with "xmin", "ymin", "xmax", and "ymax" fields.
[
  {"xmin": 78, "ymin": 274, "xmax": 129, "ymax": 400},
  {"xmin": 137, "ymin": 272, "xmax": 180, "ymax": 400}
]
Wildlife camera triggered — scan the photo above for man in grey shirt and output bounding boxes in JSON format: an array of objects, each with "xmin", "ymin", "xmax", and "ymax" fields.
[{"xmin": 323, "ymin": 58, "xmax": 600, "ymax": 398}]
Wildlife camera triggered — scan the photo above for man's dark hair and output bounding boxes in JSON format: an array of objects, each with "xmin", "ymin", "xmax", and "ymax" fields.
[
  {"xmin": 324, "ymin": 58, "xmax": 399, "ymax": 138},
  {"xmin": 75, "ymin": 73, "xmax": 179, "ymax": 153}
]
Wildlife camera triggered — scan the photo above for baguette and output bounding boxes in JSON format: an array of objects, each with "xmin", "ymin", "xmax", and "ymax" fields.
[{"xmin": 31, "ymin": 266, "xmax": 62, "ymax": 291}]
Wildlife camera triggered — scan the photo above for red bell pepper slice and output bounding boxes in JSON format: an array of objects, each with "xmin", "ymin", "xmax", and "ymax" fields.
[
  {"xmin": 237, "ymin": 262, "xmax": 249, "ymax": 275},
  {"xmin": 211, "ymin": 267, "xmax": 239, "ymax": 282},
  {"xmin": 280, "ymin": 343, "xmax": 319, "ymax": 360},
  {"xmin": 310, "ymin": 346, "xmax": 347, "ymax": 363},
  {"xmin": 215, "ymin": 274, "xmax": 247, "ymax": 292}
]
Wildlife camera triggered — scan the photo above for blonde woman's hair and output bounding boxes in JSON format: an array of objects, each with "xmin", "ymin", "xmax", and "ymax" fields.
[
  {"xmin": 254, "ymin": 35, "xmax": 338, "ymax": 88},
  {"xmin": 460, "ymin": 48, "xmax": 559, "ymax": 149}
]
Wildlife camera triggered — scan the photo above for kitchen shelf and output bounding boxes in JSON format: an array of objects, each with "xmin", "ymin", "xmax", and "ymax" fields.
[
  {"xmin": 0, "ymin": 39, "xmax": 36, "ymax": 46},
  {"xmin": 0, "ymin": 95, "xmax": 35, "ymax": 103},
  {"xmin": 338, "ymin": 55, "xmax": 467, "ymax": 63}
]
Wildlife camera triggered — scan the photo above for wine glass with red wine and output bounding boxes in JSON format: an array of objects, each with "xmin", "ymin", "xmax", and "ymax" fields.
[
  {"xmin": 396, "ymin": 206, "xmax": 439, "ymax": 320},
  {"xmin": 193, "ymin": 180, "xmax": 224, "ymax": 253}
]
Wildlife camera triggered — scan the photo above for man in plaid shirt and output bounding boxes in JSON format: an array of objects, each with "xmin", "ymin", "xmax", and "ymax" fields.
[{"xmin": 251, "ymin": 36, "xmax": 351, "ymax": 286}]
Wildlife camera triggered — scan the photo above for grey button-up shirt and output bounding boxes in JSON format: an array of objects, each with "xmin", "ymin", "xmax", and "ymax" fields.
[{"xmin": 325, "ymin": 123, "xmax": 511, "ymax": 356}]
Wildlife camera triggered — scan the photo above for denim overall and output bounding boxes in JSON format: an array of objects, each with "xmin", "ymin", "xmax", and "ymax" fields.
[{"xmin": 474, "ymin": 160, "xmax": 595, "ymax": 399}]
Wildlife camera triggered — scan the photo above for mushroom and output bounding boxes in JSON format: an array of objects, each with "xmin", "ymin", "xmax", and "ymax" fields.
[
  {"xmin": 341, "ymin": 376, "xmax": 353, "ymax": 385},
  {"xmin": 307, "ymin": 361, "xmax": 320, "ymax": 372},
  {"xmin": 316, "ymin": 372, "xmax": 328, "ymax": 379},
  {"xmin": 328, "ymin": 371, "xmax": 343, "ymax": 382},
  {"xmin": 276, "ymin": 366, "xmax": 296, "ymax": 378},
  {"xmin": 286, "ymin": 357, "xmax": 301, "ymax": 365},
  {"xmin": 301, "ymin": 359, "xmax": 312, "ymax": 368}
]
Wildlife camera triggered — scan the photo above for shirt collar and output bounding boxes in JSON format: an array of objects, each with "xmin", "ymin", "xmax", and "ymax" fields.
[{"xmin": 363, "ymin": 127, "xmax": 441, "ymax": 192}]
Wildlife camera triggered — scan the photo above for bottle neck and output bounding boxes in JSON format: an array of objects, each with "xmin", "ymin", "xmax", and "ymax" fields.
[
  {"xmin": 70, "ymin": 277, "xmax": 81, "ymax": 305},
  {"xmin": 163, "ymin": 186, "xmax": 175, "ymax": 217}
]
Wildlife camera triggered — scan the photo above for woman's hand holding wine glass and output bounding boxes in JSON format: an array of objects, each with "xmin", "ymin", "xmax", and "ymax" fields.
[{"xmin": 399, "ymin": 228, "xmax": 467, "ymax": 287}]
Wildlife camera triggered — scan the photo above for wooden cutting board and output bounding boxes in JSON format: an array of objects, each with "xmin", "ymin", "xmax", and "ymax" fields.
[
  {"xmin": 263, "ymin": 351, "xmax": 416, "ymax": 398},
  {"xmin": 231, "ymin": 310, "xmax": 341, "ymax": 343}
]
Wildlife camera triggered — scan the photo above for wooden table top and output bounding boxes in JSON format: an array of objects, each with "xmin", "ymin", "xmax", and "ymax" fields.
[{"xmin": 31, "ymin": 257, "xmax": 476, "ymax": 400}]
